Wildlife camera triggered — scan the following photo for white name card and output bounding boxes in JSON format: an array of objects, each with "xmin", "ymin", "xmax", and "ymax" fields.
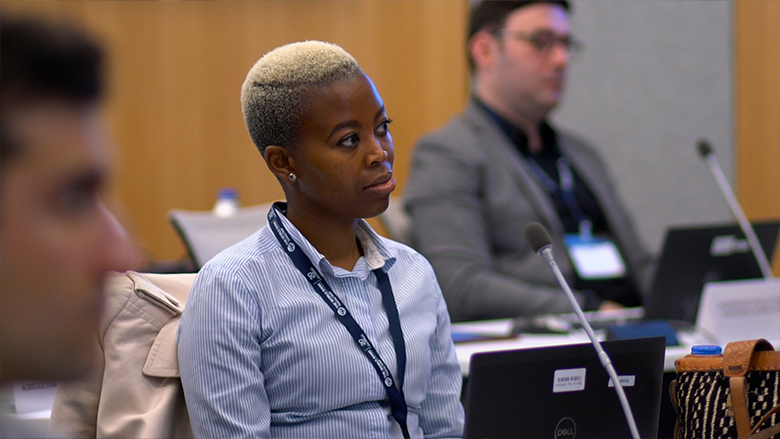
[
  {"xmin": 696, "ymin": 278, "xmax": 780, "ymax": 345},
  {"xmin": 12, "ymin": 380, "xmax": 58, "ymax": 414}
]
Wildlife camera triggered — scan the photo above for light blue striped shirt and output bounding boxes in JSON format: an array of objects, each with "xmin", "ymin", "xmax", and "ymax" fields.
[{"xmin": 178, "ymin": 207, "xmax": 465, "ymax": 438}]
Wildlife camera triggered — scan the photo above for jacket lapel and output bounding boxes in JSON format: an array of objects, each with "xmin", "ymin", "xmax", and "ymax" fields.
[{"xmin": 463, "ymin": 101, "xmax": 566, "ymax": 238}]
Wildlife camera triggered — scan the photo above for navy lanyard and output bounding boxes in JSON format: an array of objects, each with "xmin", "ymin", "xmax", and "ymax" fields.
[
  {"xmin": 527, "ymin": 157, "xmax": 592, "ymax": 236},
  {"xmin": 267, "ymin": 204, "xmax": 410, "ymax": 438}
]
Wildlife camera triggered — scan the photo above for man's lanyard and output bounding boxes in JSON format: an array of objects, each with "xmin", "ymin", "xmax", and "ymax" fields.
[
  {"xmin": 267, "ymin": 204, "xmax": 410, "ymax": 438},
  {"xmin": 526, "ymin": 157, "xmax": 592, "ymax": 237}
]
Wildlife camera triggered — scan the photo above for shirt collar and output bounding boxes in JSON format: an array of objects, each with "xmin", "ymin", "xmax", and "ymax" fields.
[
  {"xmin": 472, "ymin": 97, "xmax": 558, "ymax": 156},
  {"xmin": 356, "ymin": 220, "xmax": 395, "ymax": 271},
  {"xmin": 270, "ymin": 202, "xmax": 396, "ymax": 276}
]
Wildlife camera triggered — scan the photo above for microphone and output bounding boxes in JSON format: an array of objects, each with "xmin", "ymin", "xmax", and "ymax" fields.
[
  {"xmin": 697, "ymin": 139, "xmax": 774, "ymax": 279},
  {"xmin": 524, "ymin": 222, "xmax": 641, "ymax": 439}
]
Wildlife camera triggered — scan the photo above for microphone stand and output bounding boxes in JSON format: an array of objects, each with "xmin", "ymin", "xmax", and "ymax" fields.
[
  {"xmin": 699, "ymin": 140, "xmax": 774, "ymax": 279},
  {"xmin": 525, "ymin": 222, "xmax": 640, "ymax": 439},
  {"xmin": 538, "ymin": 246, "xmax": 641, "ymax": 439}
]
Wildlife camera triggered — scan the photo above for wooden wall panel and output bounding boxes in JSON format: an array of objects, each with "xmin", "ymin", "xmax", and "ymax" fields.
[
  {"xmin": 2, "ymin": 1, "xmax": 469, "ymax": 262},
  {"xmin": 6, "ymin": 1, "xmax": 780, "ymax": 275},
  {"xmin": 734, "ymin": 1, "xmax": 780, "ymax": 275}
]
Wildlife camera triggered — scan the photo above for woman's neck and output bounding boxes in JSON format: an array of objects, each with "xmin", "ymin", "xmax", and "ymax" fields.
[{"xmin": 283, "ymin": 206, "xmax": 363, "ymax": 270}]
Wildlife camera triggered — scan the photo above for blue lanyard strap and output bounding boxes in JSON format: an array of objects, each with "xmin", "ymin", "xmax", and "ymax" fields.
[
  {"xmin": 526, "ymin": 157, "xmax": 592, "ymax": 234},
  {"xmin": 267, "ymin": 204, "xmax": 410, "ymax": 438}
]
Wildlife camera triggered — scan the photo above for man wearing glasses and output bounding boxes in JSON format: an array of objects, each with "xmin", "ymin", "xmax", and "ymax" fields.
[{"xmin": 405, "ymin": 1, "xmax": 653, "ymax": 322}]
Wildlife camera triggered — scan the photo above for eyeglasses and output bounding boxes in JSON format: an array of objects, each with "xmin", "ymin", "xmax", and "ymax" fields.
[{"xmin": 495, "ymin": 29, "xmax": 582, "ymax": 56}]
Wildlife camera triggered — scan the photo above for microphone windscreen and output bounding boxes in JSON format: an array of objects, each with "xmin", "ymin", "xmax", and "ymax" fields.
[
  {"xmin": 524, "ymin": 222, "xmax": 552, "ymax": 253},
  {"xmin": 697, "ymin": 139, "xmax": 713, "ymax": 158}
]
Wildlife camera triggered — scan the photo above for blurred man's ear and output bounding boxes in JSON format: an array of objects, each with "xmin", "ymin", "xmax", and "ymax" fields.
[{"xmin": 469, "ymin": 30, "xmax": 500, "ymax": 72}]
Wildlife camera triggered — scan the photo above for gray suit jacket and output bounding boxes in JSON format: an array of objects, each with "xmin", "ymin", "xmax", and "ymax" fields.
[{"xmin": 404, "ymin": 100, "xmax": 654, "ymax": 322}]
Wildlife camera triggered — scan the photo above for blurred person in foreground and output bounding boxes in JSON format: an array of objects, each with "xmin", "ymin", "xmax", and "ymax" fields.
[
  {"xmin": 177, "ymin": 41, "xmax": 464, "ymax": 438},
  {"xmin": 404, "ymin": 0, "xmax": 654, "ymax": 322},
  {"xmin": 0, "ymin": 14, "xmax": 130, "ymax": 437}
]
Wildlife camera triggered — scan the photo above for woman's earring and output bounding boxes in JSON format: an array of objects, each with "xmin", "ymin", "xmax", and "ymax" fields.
[{"xmin": 288, "ymin": 172, "xmax": 297, "ymax": 182}]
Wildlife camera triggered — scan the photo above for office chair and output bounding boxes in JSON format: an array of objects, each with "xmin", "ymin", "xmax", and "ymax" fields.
[
  {"xmin": 48, "ymin": 271, "xmax": 196, "ymax": 438},
  {"xmin": 168, "ymin": 202, "xmax": 274, "ymax": 269}
]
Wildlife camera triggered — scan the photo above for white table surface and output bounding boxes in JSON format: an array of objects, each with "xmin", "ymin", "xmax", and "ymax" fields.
[{"xmin": 451, "ymin": 318, "xmax": 713, "ymax": 376}]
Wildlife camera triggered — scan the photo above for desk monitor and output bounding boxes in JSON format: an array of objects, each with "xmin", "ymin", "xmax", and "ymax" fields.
[
  {"xmin": 463, "ymin": 337, "xmax": 666, "ymax": 439},
  {"xmin": 642, "ymin": 221, "xmax": 780, "ymax": 323}
]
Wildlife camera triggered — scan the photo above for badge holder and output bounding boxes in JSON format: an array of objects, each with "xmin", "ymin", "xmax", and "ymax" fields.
[{"xmin": 563, "ymin": 221, "xmax": 627, "ymax": 280}]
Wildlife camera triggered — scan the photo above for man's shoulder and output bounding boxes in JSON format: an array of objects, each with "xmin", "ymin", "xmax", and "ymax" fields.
[
  {"xmin": 416, "ymin": 112, "xmax": 473, "ymax": 145},
  {"xmin": 413, "ymin": 105, "xmax": 495, "ymax": 157}
]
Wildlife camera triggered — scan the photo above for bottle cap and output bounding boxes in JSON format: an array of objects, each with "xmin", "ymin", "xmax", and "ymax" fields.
[
  {"xmin": 691, "ymin": 345, "xmax": 722, "ymax": 355},
  {"xmin": 217, "ymin": 187, "xmax": 238, "ymax": 200}
]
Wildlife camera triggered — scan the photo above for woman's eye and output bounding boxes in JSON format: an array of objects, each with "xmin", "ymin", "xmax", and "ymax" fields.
[
  {"xmin": 377, "ymin": 119, "xmax": 393, "ymax": 135},
  {"xmin": 338, "ymin": 134, "xmax": 359, "ymax": 147}
]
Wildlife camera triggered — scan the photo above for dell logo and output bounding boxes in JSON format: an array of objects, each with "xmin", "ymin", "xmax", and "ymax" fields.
[
  {"xmin": 710, "ymin": 235, "xmax": 750, "ymax": 256},
  {"xmin": 555, "ymin": 417, "xmax": 577, "ymax": 439}
]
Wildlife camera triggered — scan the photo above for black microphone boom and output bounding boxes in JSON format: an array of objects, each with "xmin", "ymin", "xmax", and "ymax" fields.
[
  {"xmin": 697, "ymin": 139, "xmax": 713, "ymax": 158},
  {"xmin": 524, "ymin": 222, "xmax": 641, "ymax": 439},
  {"xmin": 524, "ymin": 222, "xmax": 552, "ymax": 254}
]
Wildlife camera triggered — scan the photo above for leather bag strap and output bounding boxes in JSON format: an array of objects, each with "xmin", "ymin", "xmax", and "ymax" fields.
[
  {"xmin": 723, "ymin": 339, "xmax": 774, "ymax": 378},
  {"xmin": 669, "ymin": 379, "xmax": 681, "ymax": 439},
  {"xmin": 747, "ymin": 403, "xmax": 780, "ymax": 439},
  {"xmin": 731, "ymin": 377, "xmax": 752, "ymax": 439},
  {"xmin": 724, "ymin": 339, "xmax": 775, "ymax": 438},
  {"xmin": 746, "ymin": 422, "xmax": 780, "ymax": 439}
]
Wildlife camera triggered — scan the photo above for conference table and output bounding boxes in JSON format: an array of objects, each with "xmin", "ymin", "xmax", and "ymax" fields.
[
  {"xmin": 451, "ymin": 307, "xmax": 719, "ymax": 439},
  {"xmin": 6, "ymin": 307, "xmax": 772, "ymax": 439},
  {"xmin": 451, "ymin": 309, "xmax": 711, "ymax": 375}
]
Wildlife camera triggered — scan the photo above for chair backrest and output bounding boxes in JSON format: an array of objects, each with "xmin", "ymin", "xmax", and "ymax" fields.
[
  {"xmin": 168, "ymin": 202, "xmax": 274, "ymax": 269},
  {"xmin": 378, "ymin": 195, "xmax": 413, "ymax": 245},
  {"xmin": 48, "ymin": 271, "xmax": 197, "ymax": 439}
]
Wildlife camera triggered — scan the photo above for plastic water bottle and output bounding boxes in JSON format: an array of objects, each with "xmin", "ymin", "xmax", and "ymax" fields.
[{"xmin": 213, "ymin": 187, "xmax": 239, "ymax": 218}]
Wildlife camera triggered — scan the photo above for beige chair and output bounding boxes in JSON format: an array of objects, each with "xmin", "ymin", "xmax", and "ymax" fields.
[
  {"xmin": 48, "ymin": 271, "xmax": 196, "ymax": 439},
  {"xmin": 168, "ymin": 202, "xmax": 274, "ymax": 269},
  {"xmin": 378, "ymin": 195, "xmax": 413, "ymax": 246}
]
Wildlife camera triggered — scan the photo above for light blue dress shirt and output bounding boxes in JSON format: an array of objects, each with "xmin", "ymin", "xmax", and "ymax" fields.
[{"xmin": 178, "ymin": 207, "xmax": 465, "ymax": 438}]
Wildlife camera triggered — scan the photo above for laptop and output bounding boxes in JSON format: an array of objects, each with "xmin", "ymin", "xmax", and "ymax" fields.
[
  {"xmin": 463, "ymin": 336, "xmax": 666, "ymax": 439},
  {"xmin": 642, "ymin": 220, "xmax": 780, "ymax": 323}
]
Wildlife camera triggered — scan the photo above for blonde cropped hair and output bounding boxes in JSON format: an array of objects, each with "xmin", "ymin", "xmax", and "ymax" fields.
[{"xmin": 240, "ymin": 41, "xmax": 362, "ymax": 157}]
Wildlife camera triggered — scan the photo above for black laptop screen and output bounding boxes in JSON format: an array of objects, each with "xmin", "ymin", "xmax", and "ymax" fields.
[
  {"xmin": 643, "ymin": 221, "xmax": 780, "ymax": 322},
  {"xmin": 463, "ymin": 337, "xmax": 666, "ymax": 439}
]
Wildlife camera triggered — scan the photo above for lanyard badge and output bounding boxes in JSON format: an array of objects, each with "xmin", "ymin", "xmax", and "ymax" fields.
[
  {"xmin": 564, "ymin": 229, "xmax": 627, "ymax": 280},
  {"xmin": 267, "ymin": 204, "xmax": 410, "ymax": 438},
  {"xmin": 528, "ymin": 157, "xmax": 627, "ymax": 280}
]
